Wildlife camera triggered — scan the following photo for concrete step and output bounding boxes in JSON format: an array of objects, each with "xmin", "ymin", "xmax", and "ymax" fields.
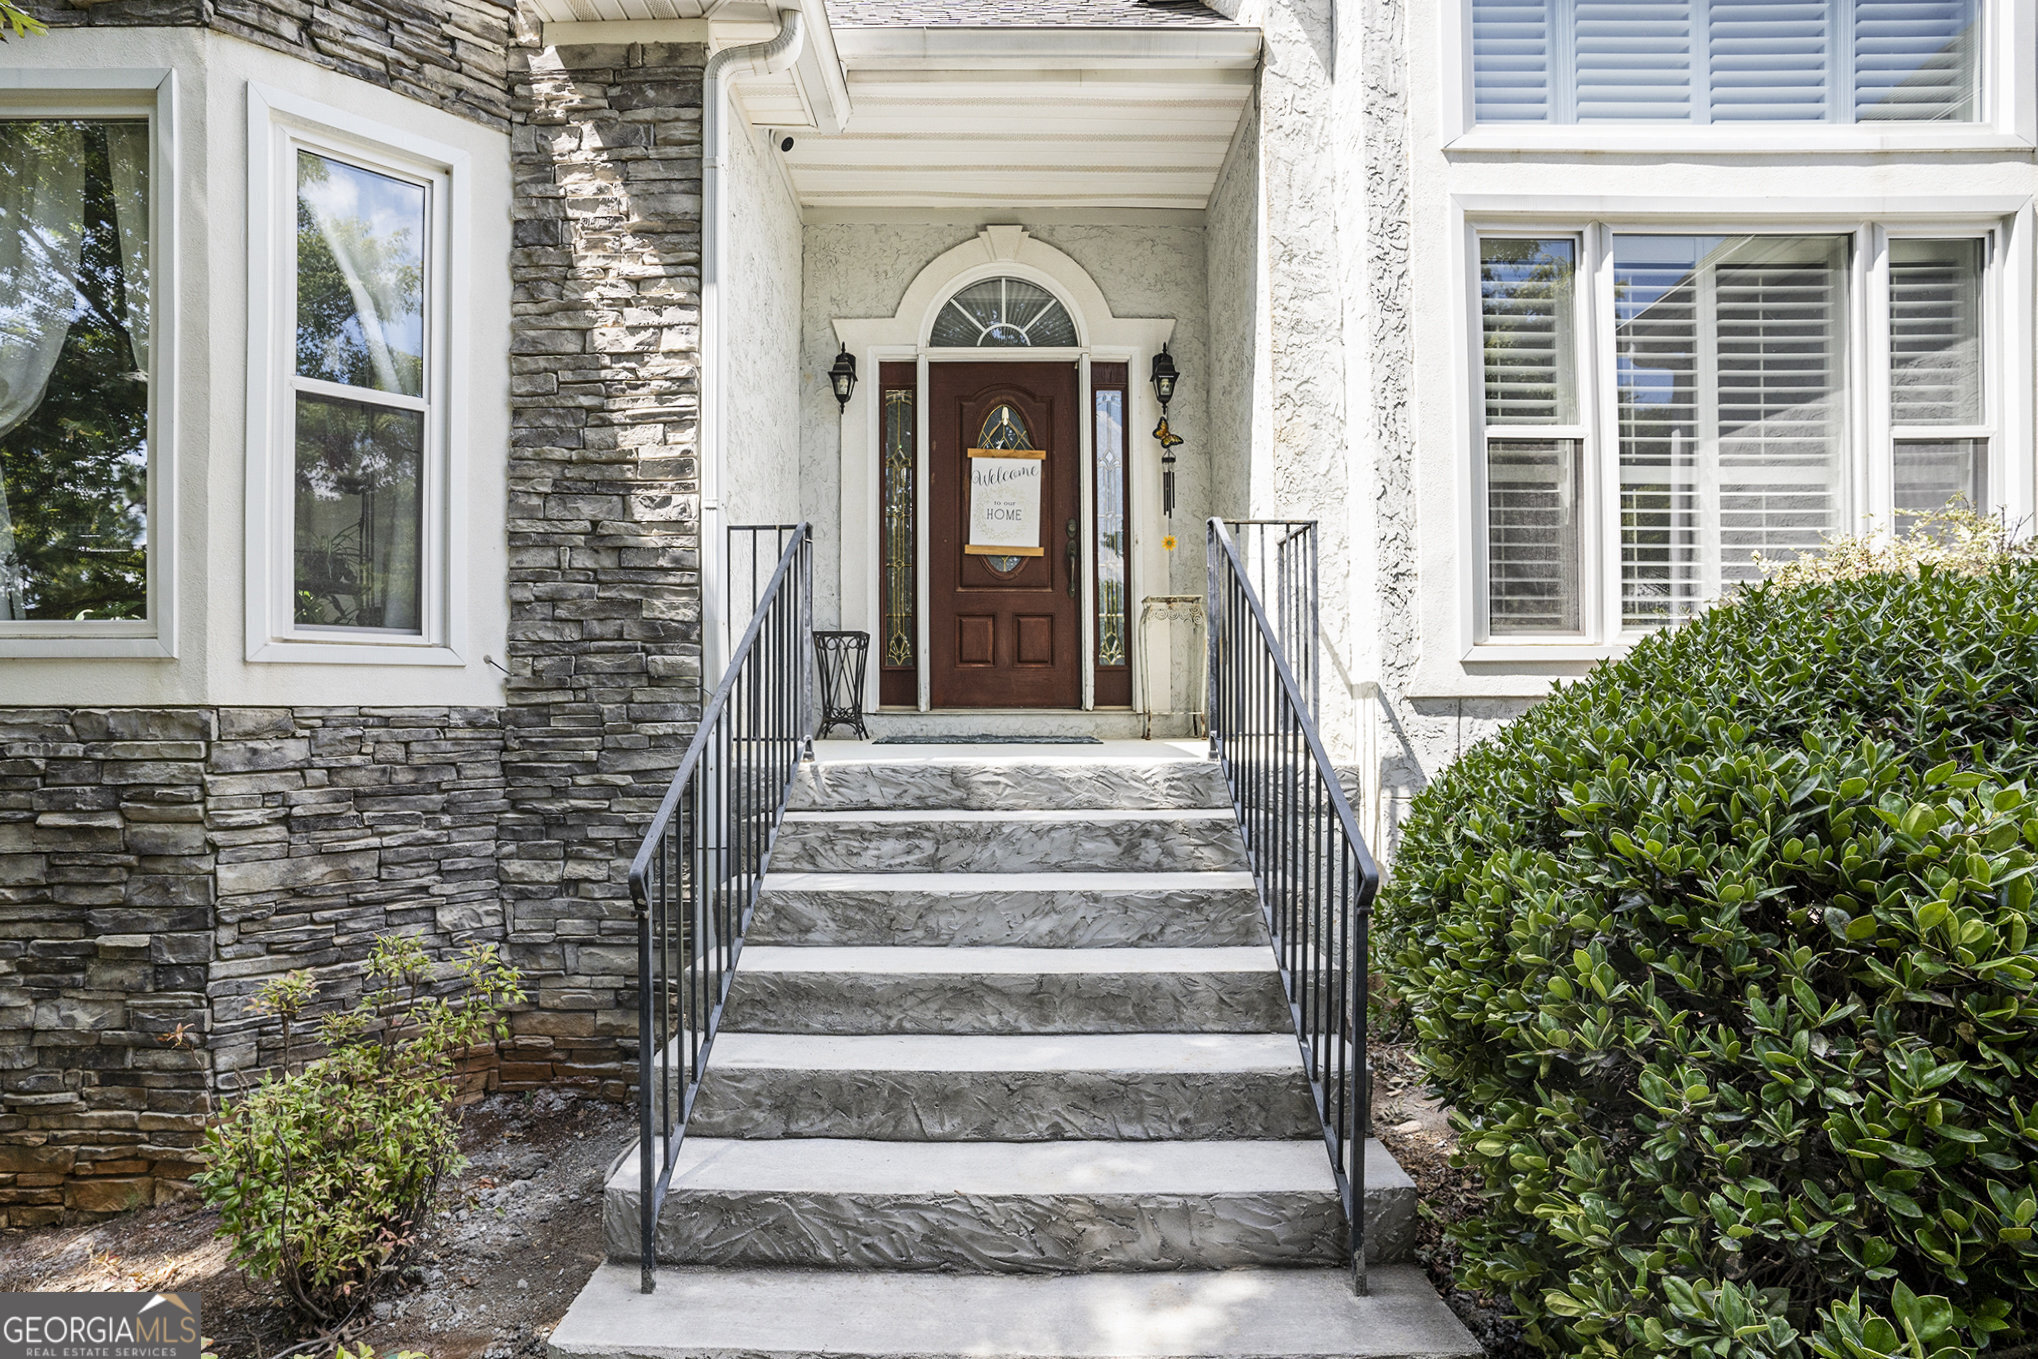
[
  {"xmin": 719, "ymin": 946, "xmax": 1289, "ymax": 1034},
  {"xmin": 748, "ymin": 871, "xmax": 1264, "ymax": 947},
  {"xmin": 770, "ymin": 809, "xmax": 1249, "ymax": 874},
  {"xmin": 686, "ymin": 1032, "xmax": 1321, "ymax": 1141},
  {"xmin": 607, "ymin": 1137, "xmax": 1362, "ymax": 1272},
  {"xmin": 791, "ymin": 758, "xmax": 1229, "ymax": 811},
  {"xmin": 551, "ymin": 1262, "xmax": 1483, "ymax": 1359}
]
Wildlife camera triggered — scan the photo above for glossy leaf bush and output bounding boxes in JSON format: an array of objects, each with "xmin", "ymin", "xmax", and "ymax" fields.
[
  {"xmin": 1379, "ymin": 559, "xmax": 2038, "ymax": 1358},
  {"xmin": 198, "ymin": 938, "xmax": 523, "ymax": 1321}
]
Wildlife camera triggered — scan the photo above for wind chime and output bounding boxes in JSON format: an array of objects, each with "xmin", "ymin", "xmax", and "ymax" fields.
[{"xmin": 1150, "ymin": 345, "xmax": 1182, "ymax": 549}]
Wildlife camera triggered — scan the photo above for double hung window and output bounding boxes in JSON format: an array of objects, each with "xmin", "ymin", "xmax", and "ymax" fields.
[
  {"xmin": 1476, "ymin": 224, "xmax": 1994, "ymax": 643},
  {"xmin": 1471, "ymin": 0, "xmax": 1983, "ymax": 125},
  {"xmin": 249, "ymin": 88, "xmax": 462, "ymax": 662}
]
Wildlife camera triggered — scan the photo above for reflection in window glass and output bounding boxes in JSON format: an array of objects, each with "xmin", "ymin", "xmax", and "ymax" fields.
[
  {"xmin": 294, "ymin": 393, "xmax": 423, "ymax": 630},
  {"xmin": 1481, "ymin": 238, "xmax": 1577, "ymax": 425},
  {"xmin": 291, "ymin": 150, "xmax": 429, "ymax": 633},
  {"xmin": 296, "ymin": 152, "xmax": 426, "ymax": 396},
  {"xmin": 1094, "ymin": 389, "xmax": 1127, "ymax": 667},
  {"xmin": 1615, "ymin": 234, "xmax": 1848, "ymax": 626},
  {"xmin": 0, "ymin": 118, "xmax": 150, "ymax": 622},
  {"xmin": 930, "ymin": 278, "xmax": 1078, "ymax": 348}
]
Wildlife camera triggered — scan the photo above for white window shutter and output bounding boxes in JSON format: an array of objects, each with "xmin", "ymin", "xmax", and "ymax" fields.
[
  {"xmin": 1889, "ymin": 238, "xmax": 1983, "ymax": 426},
  {"xmin": 1472, "ymin": 0, "xmax": 1554, "ymax": 121},
  {"xmin": 1708, "ymin": 1, "xmax": 1832, "ymax": 120},
  {"xmin": 1574, "ymin": 0, "xmax": 1693, "ymax": 120},
  {"xmin": 1711, "ymin": 246, "xmax": 1846, "ymax": 590},
  {"xmin": 1855, "ymin": 0, "xmax": 1979, "ymax": 121}
]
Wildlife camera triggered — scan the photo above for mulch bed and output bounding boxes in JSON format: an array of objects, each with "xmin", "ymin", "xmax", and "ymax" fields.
[
  {"xmin": 0, "ymin": 1090, "xmax": 634, "ymax": 1359},
  {"xmin": 1371, "ymin": 1036, "xmax": 1536, "ymax": 1359}
]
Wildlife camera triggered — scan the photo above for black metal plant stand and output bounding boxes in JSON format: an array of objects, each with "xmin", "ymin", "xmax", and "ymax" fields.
[{"xmin": 813, "ymin": 631, "xmax": 872, "ymax": 739}]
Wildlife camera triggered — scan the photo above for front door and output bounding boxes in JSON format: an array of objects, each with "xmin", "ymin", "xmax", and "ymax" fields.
[{"xmin": 929, "ymin": 362, "xmax": 1082, "ymax": 708}]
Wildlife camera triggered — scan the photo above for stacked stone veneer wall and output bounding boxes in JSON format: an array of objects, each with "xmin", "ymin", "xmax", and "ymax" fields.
[
  {"xmin": 498, "ymin": 37, "xmax": 707, "ymax": 1088},
  {"xmin": 1, "ymin": 15, "xmax": 711, "ymax": 1227},
  {"xmin": 24, "ymin": 0, "xmax": 517, "ymax": 130},
  {"xmin": 0, "ymin": 706, "xmax": 512, "ymax": 1228}
]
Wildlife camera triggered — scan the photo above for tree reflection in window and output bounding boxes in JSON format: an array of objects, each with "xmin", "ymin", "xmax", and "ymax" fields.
[
  {"xmin": 291, "ymin": 151, "xmax": 428, "ymax": 631},
  {"xmin": 0, "ymin": 118, "xmax": 150, "ymax": 622}
]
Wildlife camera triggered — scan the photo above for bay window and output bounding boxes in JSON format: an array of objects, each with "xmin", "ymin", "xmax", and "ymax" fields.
[
  {"xmin": 1471, "ymin": 0, "xmax": 1983, "ymax": 125},
  {"xmin": 248, "ymin": 87, "xmax": 464, "ymax": 663},
  {"xmin": 1475, "ymin": 223, "xmax": 1997, "ymax": 644},
  {"xmin": 0, "ymin": 115, "xmax": 154, "ymax": 630}
]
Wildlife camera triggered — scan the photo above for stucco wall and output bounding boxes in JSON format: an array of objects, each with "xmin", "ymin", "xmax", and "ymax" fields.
[
  {"xmin": 721, "ymin": 112, "xmax": 805, "ymax": 532},
  {"xmin": 1205, "ymin": 100, "xmax": 1261, "ymax": 526},
  {"xmin": 799, "ymin": 219, "xmax": 1213, "ymax": 639}
]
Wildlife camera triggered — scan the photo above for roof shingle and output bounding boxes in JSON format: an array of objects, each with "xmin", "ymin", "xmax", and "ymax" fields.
[{"xmin": 824, "ymin": 0, "xmax": 1233, "ymax": 27}]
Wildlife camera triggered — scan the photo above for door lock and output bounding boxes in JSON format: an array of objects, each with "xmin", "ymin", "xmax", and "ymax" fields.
[{"xmin": 1066, "ymin": 518, "xmax": 1080, "ymax": 599}]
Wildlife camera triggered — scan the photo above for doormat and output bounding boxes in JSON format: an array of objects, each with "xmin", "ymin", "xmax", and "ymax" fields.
[{"xmin": 872, "ymin": 734, "xmax": 1103, "ymax": 745}]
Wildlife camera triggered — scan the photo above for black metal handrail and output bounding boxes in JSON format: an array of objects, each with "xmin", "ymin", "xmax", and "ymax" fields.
[
  {"xmin": 1220, "ymin": 520, "xmax": 1320, "ymax": 718},
  {"xmin": 1205, "ymin": 517, "xmax": 1379, "ymax": 1295},
  {"xmin": 627, "ymin": 523, "xmax": 813, "ymax": 1294}
]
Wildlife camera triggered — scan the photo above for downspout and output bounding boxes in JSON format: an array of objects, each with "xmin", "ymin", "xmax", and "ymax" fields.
[{"xmin": 702, "ymin": 9, "xmax": 805, "ymax": 678}]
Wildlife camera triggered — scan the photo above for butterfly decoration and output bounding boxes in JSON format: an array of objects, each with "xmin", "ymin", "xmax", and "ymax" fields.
[{"xmin": 1153, "ymin": 416, "xmax": 1183, "ymax": 518}]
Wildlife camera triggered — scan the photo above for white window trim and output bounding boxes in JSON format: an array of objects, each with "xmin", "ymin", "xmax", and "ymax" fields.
[
  {"xmin": 245, "ymin": 83, "xmax": 470, "ymax": 666},
  {"xmin": 1441, "ymin": 0, "xmax": 2038, "ymax": 153},
  {"xmin": 0, "ymin": 69, "xmax": 179, "ymax": 659},
  {"xmin": 1453, "ymin": 194, "xmax": 2034, "ymax": 665}
]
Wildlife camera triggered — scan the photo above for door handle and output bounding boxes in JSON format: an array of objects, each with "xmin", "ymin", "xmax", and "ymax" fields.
[{"xmin": 1066, "ymin": 518, "xmax": 1080, "ymax": 600}]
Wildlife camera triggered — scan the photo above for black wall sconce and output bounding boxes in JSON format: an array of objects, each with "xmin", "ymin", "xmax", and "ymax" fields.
[
  {"xmin": 1150, "ymin": 345, "xmax": 1183, "ymax": 520},
  {"xmin": 829, "ymin": 345, "xmax": 858, "ymax": 411}
]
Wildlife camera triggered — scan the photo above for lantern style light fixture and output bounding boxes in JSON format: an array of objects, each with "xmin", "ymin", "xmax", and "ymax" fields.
[
  {"xmin": 829, "ymin": 345, "xmax": 858, "ymax": 410},
  {"xmin": 1149, "ymin": 345, "xmax": 1184, "ymax": 522},
  {"xmin": 1149, "ymin": 344, "xmax": 1180, "ymax": 409}
]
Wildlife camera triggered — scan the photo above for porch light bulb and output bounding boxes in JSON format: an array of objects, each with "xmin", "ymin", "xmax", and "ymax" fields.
[
  {"xmin": 1149, "ymin": 344, "xmax": 1180, "ymax": 409},
  {"xmin": 829, "ymin": 345, "xmax": 858, "ymax": 410}
]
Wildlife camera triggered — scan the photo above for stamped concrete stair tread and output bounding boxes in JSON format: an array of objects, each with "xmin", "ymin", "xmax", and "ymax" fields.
[
  {"xmin": 653, "ymin": 1136, "xmax": 1340, "ymax": 1194},
  {"xmin": 550, "ymin": 1263, "xmax": 1484, "ymax": 1359},
  {"xmin": 706, "ymin": 1031, "xmax": 1306, "ymax": 1073},
  {"xmin": 759, "ymin": 869, "xmax": 1258, "ymax": 891},
  {"xmin": 783, "ymin": 808, "xmax": 1236, "ymax": 824},
  {"xmin": 734, "ymin": 946, "xmax": 1278, "ymax": 975}
]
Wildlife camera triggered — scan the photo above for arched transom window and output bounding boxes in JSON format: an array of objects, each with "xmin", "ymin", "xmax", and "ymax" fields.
[{"xmin": 930, "ymin": 277, "xmax": 1078, "ymax": 348}]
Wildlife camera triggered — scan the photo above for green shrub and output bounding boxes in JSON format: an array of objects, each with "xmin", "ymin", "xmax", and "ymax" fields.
[
  {"xmin": 1378, "ymin": 553, "xmax": 2038, "ymax": 1358},
  {"xmin": 198, "ymin": 938, "xmax": 523, "ymax": 1321}
]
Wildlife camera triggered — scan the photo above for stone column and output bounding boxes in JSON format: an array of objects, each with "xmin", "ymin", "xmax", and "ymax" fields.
[{"xmin": 501, "ymin": 35, "xmax": 706, "ymax": 1093}]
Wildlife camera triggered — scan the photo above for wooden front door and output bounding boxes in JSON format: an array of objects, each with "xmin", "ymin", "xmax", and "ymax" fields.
[{"xmin": 929, "ymin": 362, "xmax": 1082, "ymax": 708}]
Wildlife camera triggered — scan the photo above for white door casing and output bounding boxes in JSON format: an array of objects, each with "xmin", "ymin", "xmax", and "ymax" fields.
[{"xmin": 833, "ymin": 226, "xmax": 1176, "ymax": 713}]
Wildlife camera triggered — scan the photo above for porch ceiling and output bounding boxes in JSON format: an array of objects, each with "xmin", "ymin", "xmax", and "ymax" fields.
[{"xmin": 790, "ymin": 27, "xmax": 1260, "ymax": 212}]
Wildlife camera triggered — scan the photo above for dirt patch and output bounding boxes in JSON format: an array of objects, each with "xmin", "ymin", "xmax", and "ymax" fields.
[
  {"xmin": 0, "ymin": 1090, "xmax": 632, "ymax": 1359},
  {"xmin": 1371, "ymin": 1037, "xmax": 1534, "ymax": 1359}
]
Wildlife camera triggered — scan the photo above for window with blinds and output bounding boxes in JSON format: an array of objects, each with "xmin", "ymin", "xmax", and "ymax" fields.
[
  {"xmin": 1470, "ymin": 0, "xmax": 1980, "ymax": 125},
  {"xmin": 1480, "ymin": 238, "xmax": 1584, "ymax": 635},
  {"xmin": 1472, "ymin": 224, "xmax": 1994, "ymax": 647},
  {"xmin": 1890, "ymin": 237, "xmax": 1988, "ymax": 516},
  {"xmin": 1615, "ymin": 235, "xmax": 1847, "ymax": 626}
]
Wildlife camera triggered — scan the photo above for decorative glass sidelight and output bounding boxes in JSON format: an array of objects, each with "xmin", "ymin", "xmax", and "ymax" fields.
[
  {"xmin": 881, "ymin": 385, "xmax": 915, "ymax": 669},
  {"xmin": 1094, "ymin": 388, "xmax": 1127, "ymax": 666},
  {"xmin": 1092, "ymin": 363, "xmax": 1132, "ymax": 704}
]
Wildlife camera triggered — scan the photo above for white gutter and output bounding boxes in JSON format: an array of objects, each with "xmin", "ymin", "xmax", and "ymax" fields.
[
  {"xmin": 701, "ymin": 7, "xmax": 805, "ymax": 677},
  {"xmin": 830, "ymin": 25, "xmax": 1263, "ymax": 70}
]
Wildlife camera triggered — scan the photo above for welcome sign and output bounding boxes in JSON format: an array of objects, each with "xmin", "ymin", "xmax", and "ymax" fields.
[{"xmin": 965, "ymin": 448, "xmax": 1045, "ymax": 557}]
